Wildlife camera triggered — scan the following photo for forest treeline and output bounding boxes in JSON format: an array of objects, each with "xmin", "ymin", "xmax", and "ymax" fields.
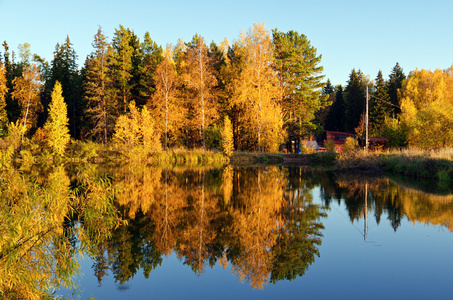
[
  {"xmin": 1, "ymin": 22, "xmax": 453, "ymax": 158},
  {"xmin": 0, "ymin": 23, "xmax": 326, "ymax": 156},
  {"xmin": 321, "ymin": 64, "xmax": 453, "ymax": 149}
]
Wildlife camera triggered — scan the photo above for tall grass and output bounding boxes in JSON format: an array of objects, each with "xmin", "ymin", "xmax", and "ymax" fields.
[{"xmin": 153, "ymin": 147, "xmax": 229, "ymax": 166}]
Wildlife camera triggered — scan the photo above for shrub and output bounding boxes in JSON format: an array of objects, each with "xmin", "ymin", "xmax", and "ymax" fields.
[
  {"xmin": 342, "ymin": 137, "xmax": 358, "ymax": 152},
  {"xmin": 324, "ymin": 139, "xmax": 336, "ymax": 152}
]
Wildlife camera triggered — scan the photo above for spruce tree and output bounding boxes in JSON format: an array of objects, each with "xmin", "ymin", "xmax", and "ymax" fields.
[
  {"xmin": 325, "ymin": 85, "xmax": 345, "ymax": 131},
  {"xmin": 344, "ymin": 69, "xmax": 365, "ymax": 131},
  {"xmin": 387, "ymin": 62, "xmax": 405, "ymax": 115},
  {"xmin": 111, "ymin": 25, "xmax": 137, "ymax": 112},
  {"xmin": 83, "ymin": 27, "xmax": 116, "ymax": 143},
  {"xmin": 2, "ymin": 41, "xmax": 21, "ymax": 123},
  {"xmin": 322, "ymin": 79, "xmax": 334, "ymax": 95},
  {"xmin": 46, "ymin": 37, "xmax": 81, "ymax": 138},
  {"xmin": 370, "ymin": 70, "xmax": 391, "ymax": 134},
  {"xmin": 0, "ymin": 62, "xmax": 8, "ymax": 135},
  {"xmin": 136, "ymin": 32, "xmax": 163, "ymax": 107},
  {"xmin": 316, "ymin": 79, "xmax": 335, "ymax": 130}
]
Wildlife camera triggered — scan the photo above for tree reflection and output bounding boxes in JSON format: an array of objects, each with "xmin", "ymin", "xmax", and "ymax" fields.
[
  {"xmin": 270, "ymin": 167, "xmax": 326, "ymax": 283},
  {"xmin": 5, "ymin": 162, "xmax": 453, "ymax": 295},
  {"xmin": 0, "ymin": 162, "xmax": 122, "ymax": 299},
  {"xmin": 86, "ymin": 165, "xmax": 326, "ymax": 289},
  {"xmin": 326, "ymin": 173, "xmax": 453, "ymax": 233}
]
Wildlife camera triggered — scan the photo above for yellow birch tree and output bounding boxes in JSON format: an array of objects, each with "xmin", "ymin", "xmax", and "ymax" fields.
[
  {"xmin": 11, "ymin": 64, "xmax": 42, "ymax": 140},
  {"xmin": 181, "ymin": 35, "xmax": 218, "ymax": 149},
  {"xmin": 239, "ymin": 23, "xmax": 281, "ymax": 152},
  {"xmin": 150, "ymin": 44, "xmax": 182, "ymax": 149}
]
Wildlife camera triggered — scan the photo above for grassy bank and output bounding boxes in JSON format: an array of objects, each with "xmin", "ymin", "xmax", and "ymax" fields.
[
  {"xmin": 230, "ymin": 149, "xmax": 453, "ymax": 182},
  {"xmin": 7, "ymin": 138, "xmax": 453, "ymax": 182},
  {"xmin": 334, "ymin": 148, "xmax": 453, "ymax": 181}
]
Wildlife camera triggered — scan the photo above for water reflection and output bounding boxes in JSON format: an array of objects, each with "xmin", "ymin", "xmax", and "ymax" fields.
[
  {"xmin": 2, "ymin": 163, "xmax": 453, "ymax": 298},
  {"xmin": 319, "ymin": 172, "xmax": 453, "ymax": 233},
  {"xmin": 95, "ymin": 165, "xmax": 326, "ymax": 290},
  {"xmin": 0, "ymin": 162, "xmax": 121, "ymax": 299}
]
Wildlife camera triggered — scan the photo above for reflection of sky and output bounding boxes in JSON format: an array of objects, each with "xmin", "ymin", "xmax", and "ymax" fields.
[{"xmin": 61, "ymin": 186, "xmax": 453, "ymax": 300}]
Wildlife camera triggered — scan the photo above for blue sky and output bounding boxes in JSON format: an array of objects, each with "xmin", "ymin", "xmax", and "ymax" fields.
[{"xmin": 0, "ymin": 0, "xmax": 452, "ymax": 86}]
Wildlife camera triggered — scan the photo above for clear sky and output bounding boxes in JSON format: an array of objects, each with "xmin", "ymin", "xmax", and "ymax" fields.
[{"xmin": 1, "ymin": 0, "xmax": 452, "ymax": 86}]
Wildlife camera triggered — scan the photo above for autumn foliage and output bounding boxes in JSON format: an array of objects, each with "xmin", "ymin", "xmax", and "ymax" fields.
[
  {"xmin": 44, "ymin": 81, "xmax": 70, "ymax": 156},
  {"xmin": 397, "ymin": 67, "xmax": 453, "ymax": 149}
]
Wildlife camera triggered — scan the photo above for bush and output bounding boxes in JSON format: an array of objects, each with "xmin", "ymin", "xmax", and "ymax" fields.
[
  {"xmin": 324, "ymin": 139, "xmax": 336, "ymax": 152},
  {"xmin": 342, "ymin": 137, "xmax": 358, "ymax": 152}
]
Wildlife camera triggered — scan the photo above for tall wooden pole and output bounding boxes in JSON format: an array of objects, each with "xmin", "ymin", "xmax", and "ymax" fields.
[
  {"xmin": 365, "ymin": 86, "xmax": 369, "ymax": 151},
  {"xmin": 364, "ymin": 182, "xmax": 368, "ymax": 241}
]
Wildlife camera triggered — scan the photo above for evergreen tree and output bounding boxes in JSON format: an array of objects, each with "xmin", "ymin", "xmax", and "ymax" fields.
[
  {"xmin": 111, "ymin": 25, "xmax": 138, "ymax": 112},
  {"xmin": 136, "ymin": 32, "xmax": 163, "ymax": 107},
  {"xmin": 322, "ymin": 79, "xmax": 334, "ymax": 95},
  {"xmin": 219, "ymin": 40, "xmax": 247, "ymax": 150},
  {"xmin": 344, "ymin": 69, "xmax": 365, "ymax": 131},
  {"xmin": 2, "ymin": 41, "xmax": 21, "ymax": 123},
  {"xmin": 45, "ymin": 81, "xmax": 70, "ymax": 156},
  {"xmin": 387, "ymin": 62, "xmax": 405, "ymax": 115},
  {"xmin": 83, "ymin": 27, "xmax": 116, "ymax": 143},
  {"xmin": 46, "ymin": 37, "xmax": 81, "ymax": 138},
  {"xmin": 273, "ymin": 29, "xmax": 327, "ymax": 138},
  {"xmin": 370, "ymin": 70, "xmax": 391, "ymax": 134},
  {"xmin": 325, "ymin": 85, "xmax": 345, "ymax": 131},
  {"xmin": 316, "ymin": 79, "xmax": 335, "ymax": 130},
  {"xmin": 0, "ymin": 62, "xmax": 8, "ymax": 135}
]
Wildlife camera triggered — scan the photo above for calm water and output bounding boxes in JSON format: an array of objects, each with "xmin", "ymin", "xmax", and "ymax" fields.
[{"xmin": 2, "ymin": 164, "xmax": 453, "ymax": 299}]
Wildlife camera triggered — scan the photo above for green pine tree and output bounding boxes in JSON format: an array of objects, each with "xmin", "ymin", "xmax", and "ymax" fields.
[
  {"xmin": 370, "ymin": 70, "xmax": 391, "ymax": 134},
  {"xmin": 344, "ymin": 69, "xmax": 365, "ymax": 131},
  {"xmin": 0, "ymin": 62, "xmax": 9, "ymax": 135},
  {"xmin": 272, "ymin": 29, "xmax": 327, "ymax": 137},
  {"xmin": 135, "ymin": 32, "xmax": 163, "ymax": 107},
  {"xmin": 325, "ymin": 85, "xmax": 345, "ymax": 131},
  {"xmin": 387, "ymin": 62, "xmax": 405, "ymax": 115},
  {"xmin": 316, "ymin": 79, "xmax": 335, "ymax": 129},
  {"xmin": 111, "ymin": 25, "xmax": 137, "ymax": 112},
  {"xmin": 83, "ymin": 27, "xmax": 116, "ymax": 143},
  {"xmin": 46, "ymin": 36, "xmax": 81, "ymax": 138}
]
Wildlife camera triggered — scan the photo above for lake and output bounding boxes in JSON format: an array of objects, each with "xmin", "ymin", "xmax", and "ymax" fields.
[{"xmin": 1, "ymin": 164, "xmax": 453, "ymax": 299}]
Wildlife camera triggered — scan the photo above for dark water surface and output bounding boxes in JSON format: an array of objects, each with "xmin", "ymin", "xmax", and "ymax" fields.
[{"xmin": 2, "ymin": 164, "xmax": 453, "ymax": 299}]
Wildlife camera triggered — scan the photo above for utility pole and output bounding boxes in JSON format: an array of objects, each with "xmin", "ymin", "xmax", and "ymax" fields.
[{"xmin": 365, "ymin": 86, "xmax": 369, "ymax": 151}]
